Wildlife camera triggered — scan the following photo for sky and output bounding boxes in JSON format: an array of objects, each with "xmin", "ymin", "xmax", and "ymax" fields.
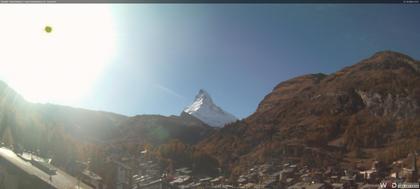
[{"xmin": 2, "ymin": 4, "xmax": 420, "ymax": 119}]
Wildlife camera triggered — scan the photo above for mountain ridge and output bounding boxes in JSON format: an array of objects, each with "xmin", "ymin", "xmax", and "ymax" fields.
[
  {"xmin": 197, "ymin": 50, "xmax": 420, "ymax": 177},
  {"xmin": 0, "ymin": 79, "xmax": 214, "ymax": 167}
]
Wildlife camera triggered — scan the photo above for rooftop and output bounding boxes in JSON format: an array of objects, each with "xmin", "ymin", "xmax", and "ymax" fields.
[{"xmin": 0, "ymin": 147, "xmax": 93, "ymax": 189}]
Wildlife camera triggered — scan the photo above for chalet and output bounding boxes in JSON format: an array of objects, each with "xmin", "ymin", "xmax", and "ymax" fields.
[
  {"xmin": 81, "ymin": 169, "xmax": 104, "ymax": 189},
  {"xmin": 210, "ymin": 176, "xmax": 223, "ymax": 185},
  {"xmin": 111, "ymin": 160, "xmax": 133, "ymax": 189},
  {"xmin": 174, "ymin": 167, "xmax": 192, "ymax": 175},
  {"xmin": 169, "ymin": 175, "xmax": 191, "ymax": 186},
  {"xmin": 359, "ymin": 169, "xmax": 377, "ymax": 181},
  {"xmin": 198, "ymin": 176, "xmax": 212, "ymax": 187},
  {"xmin": 137, "ymin": 179, "xmax": 177, "ymax": 189}
]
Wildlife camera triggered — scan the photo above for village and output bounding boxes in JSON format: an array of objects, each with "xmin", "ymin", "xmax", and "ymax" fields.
[
  {"xmin": 100, "ymin": 145, "xmax": 419, "ymax": 189},
  {"xmin": 0, "ymin": 140, "xmax": 419, "ymax": 189}
]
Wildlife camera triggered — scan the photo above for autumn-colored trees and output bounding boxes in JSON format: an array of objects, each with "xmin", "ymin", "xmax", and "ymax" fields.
[{"xmin": 155, "ymin": 139, "xmax": 220, "ymax": 176}]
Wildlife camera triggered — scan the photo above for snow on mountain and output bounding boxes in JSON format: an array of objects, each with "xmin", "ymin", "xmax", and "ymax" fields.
[{"xmin": 183, "ymin": 89, "xmax": 238, "ymax": 127}]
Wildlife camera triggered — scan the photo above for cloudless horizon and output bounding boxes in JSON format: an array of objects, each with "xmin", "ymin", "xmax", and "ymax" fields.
[{"xmin": 1, "ymin": 4, "xmax": 420, "ymax": 119}]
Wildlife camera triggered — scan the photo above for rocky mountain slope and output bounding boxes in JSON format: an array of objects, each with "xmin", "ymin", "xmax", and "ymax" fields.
[
  {"xmin": 184, "ymin": 89, "xmax": 237, "ymax": 127},
  {"xmin": 198, "ymin": 51, "xmax": 420, "ymax": 176}
]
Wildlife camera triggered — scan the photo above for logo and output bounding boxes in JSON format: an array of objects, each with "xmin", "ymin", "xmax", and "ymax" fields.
[{"xmin": 380, "ymin": 182, "xmax": 420, "ymax": 189}]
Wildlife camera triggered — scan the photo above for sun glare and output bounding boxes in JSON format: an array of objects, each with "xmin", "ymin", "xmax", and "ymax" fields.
[{"xmin": 0, "ymin": 5, "xmax": 117, "ymax": 105}]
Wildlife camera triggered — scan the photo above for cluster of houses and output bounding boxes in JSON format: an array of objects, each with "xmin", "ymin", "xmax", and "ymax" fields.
[
  {"xmin": 100, "ymin": 141, "xmax": 420, "ymax": 189},
  {"xmin": 105, "ymin": 145, "xmax": 418, "ymax": 189},
  {"xmin": 109, "ymin": 148, "xmax": 234, "ymax": 189},
  {"xmin": 166, "ymin": 167, "xmax": 233, "ymax": 189},
  {"xmin": 234, "ymin": 153, "xmax": 418, "ymax": 189},
  {"xmin": 1, "ymin": 140, "xmax": 418, "ymax": 189}
]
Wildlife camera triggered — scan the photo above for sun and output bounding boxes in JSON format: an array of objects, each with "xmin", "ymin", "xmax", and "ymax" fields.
[
  {"xmin": 0, "ymin": 5, "xmax": 117, "ymax": 105},
  {"xmin": 44, "ymin": 26, "xmax": 52, "ymax": 33}
]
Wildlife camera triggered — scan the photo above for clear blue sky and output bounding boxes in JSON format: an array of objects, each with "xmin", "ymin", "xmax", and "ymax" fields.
[{"xmin": 79, "ymin": 4, "xmax": 420, "ymax": 119}]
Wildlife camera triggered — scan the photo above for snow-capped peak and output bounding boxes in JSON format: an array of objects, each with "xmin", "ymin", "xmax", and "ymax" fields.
[{"xmin": 183, "ymin": 89, "xmax": 237, "ymax": 127}]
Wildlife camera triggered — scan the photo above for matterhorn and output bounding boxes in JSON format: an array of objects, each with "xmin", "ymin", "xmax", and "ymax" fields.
[{"xmin": 183, "ymin": 89, "xmax": 237, "ymax": 127}]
